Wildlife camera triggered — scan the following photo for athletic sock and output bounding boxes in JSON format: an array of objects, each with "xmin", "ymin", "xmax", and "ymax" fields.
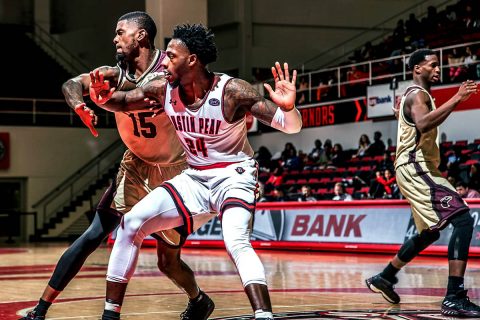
[
  {"xmin": 102, "ymin": 309, "xmax": 120, "ymax": 320},
  {"xmin": 191, "ymin": 290, "xmax": 204, "ymax": 303},
  {"xmin": 447, "ymin": 276, "xmax": 464, "ymax": 296},
  {"xmin": 34, "ymin": 298, "xmax": 52, "ymax": 316},
  {"xmin": 255, "ymin": 309, "xmax": 273, "ymax": 319},
  {"xmin": 380, "ymin": 262, "xmax": 400, "ymax": 283}
]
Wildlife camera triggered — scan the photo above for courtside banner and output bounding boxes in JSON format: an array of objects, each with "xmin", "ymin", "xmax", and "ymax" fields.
[
  {"xmin": 367, "ymin": 81, "xmax": 480, "ymax": 118},
  {"xmin": 109, "ymin": 200, "xmax": 480, "ymax": 256}
]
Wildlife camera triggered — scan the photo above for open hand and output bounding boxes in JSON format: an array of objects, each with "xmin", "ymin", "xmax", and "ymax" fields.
[
  {"xmin": 457, "ymin": 80, "xmax": 478, "ymax": 102},
  {"xmin": 263, "ymin": 62, "xmax": 297, "ymax": 111},
  {"xmin": 89, "ymin": 69, "xmax": 115, "ymax": 105}
]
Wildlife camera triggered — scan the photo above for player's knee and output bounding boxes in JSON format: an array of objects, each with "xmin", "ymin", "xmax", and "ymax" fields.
[
  {"xmin": 121, "ymin": 214, "xmax": 146, "ymax": 241},
  {"xmin": 157, "ymin": 254, "xmax": 180, "ymax": 276}
]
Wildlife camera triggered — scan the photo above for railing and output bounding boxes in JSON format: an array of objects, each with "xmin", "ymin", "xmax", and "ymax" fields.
[
  {"xmin": 27, "ymin": 23, "xmax": 91, "ymax": 75},
  {"xmin": 0, "ymin": 97, "xmax": 116, "ymax": 127},
  {"xmin": 32, "ymin": 139, "xmax": 125, "ymax": 230},
  {"xmin": 291, "ymin": 40, "xmax": 480, "ymax": 108}
]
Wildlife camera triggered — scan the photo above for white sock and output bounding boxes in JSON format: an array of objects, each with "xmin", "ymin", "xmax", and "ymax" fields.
[
  {"xmin": 105, "ymin": 300, "xmax": 122, "ymax": 313},
  {"xmin": 255, "ymin": 309, "xmax": 273, "ymax": 319}
]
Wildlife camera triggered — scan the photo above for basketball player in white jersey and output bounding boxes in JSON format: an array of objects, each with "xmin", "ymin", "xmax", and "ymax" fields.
[
  {"xmin": 365, "ymin": 49, "xmax": 480, "ymax": 317},
  {"xmin": 90, "ymin": 24, "xmax": 302, "ymax": 320},
  {"xmin": 20, "ymin": 13, "xmax": 214, "ymax": 320}
]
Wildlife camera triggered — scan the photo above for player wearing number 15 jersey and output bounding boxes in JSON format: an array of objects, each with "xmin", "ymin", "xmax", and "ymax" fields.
[{"xmin": 19, "ymin": 12, "xmax": 214, "ymax": 320}]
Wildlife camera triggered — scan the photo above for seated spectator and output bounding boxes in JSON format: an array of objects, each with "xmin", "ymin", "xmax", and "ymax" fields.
[
  {"xmin": 467, "ymin": 163, "xmax": 480, "ymax": 191},
  {"xmin": 308, "ymin": 139, "xmax": 324, "ymax": 162},
  {"xmin": 375, "ymin": 152, "xmax": 395, "ymax": 173},
  {"xmin": 448, "ymin": 47, "xmax": 467, "ymax": 82},
  {"xmin": 256, "ymin": 182, "xmax": 269, "ymax": 202},
  {"xmin": 332, "ymin": 182, "xmax": 353, "ymax": 201},
  {"xmin": 376, "ymin": 169, "xmax": 398, "ymax": 198},
  {"xmin": 369, "ymin": 171, "xmax": 386, "ymax": 199},
  {"xmin": 264, "ymin": 167, "xmax": 284, "ymax": 193},
  {"xmin": 254, "ymin": 146, "xmax": 272, "ymax": 172},
  {"xmin": 356, "ymin": 134, "xmax": 371, "ymax": 158},
  {"xmin": 456, "ymin": 181, "xmax": 480, "ymax": 198},
  {"xmin": 281, "ymin": 142, "xmax": 296, "ymax": 162},
  {"xmin": 284, "ymin": 148, "xmax": 302, "ymax": 171},
  {"xmin": 297, "ymin": 77, "xmax": 308, "ymax": 105},
  {"xmin": 316, "ymin": 78, "xmax": 331, "ymax": 102},
  {"xmin": 272, "ymin": 187, "xmax": 289, "ymax": 202},
  {"xmin": 367, "ymin": 131, "xmax": 386, "ymax": 156},
  {"xmin": 297, "ymin": 185, "xmax": 317, "ymax": 202},
  {"xmin": 330, "ymin": 143, "xmax": 347, "ymax": 167},
  {"xmin": 346, "ymin": 65, "xmax": 368, "ymax": 96},
  {"xmin": 464, "ymin": 46, "xmax": 479, "ymax": 80}
]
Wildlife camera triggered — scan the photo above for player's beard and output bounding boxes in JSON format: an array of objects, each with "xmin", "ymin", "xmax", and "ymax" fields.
[{"xmin": 116, "ymin": 52, "xmax": 126, "ymax": 63}]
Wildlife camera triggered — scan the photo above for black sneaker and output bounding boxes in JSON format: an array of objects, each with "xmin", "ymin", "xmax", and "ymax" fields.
[
  {"xmin": 180, "ymin": 291, "xmax": 215, "ymax": 320},
  {"xmin": 365, "ymin": 274, "xmax": 400, "ymax": 304},
  {"xmin": 18, "ymin": 310, "xmax": 45, "ymax": 320},
  {"xmin": 441, "ymin": 289, "xmax": 480, "ymax": 317}
]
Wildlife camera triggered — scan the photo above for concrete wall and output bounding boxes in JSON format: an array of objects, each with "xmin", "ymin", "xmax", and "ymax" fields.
[{"xmin": 0, "ymin": 126, "xmax": 119, "ymax": 210}]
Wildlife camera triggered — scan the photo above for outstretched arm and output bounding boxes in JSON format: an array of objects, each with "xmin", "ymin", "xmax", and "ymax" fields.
[
  {"xmin": 407, "ymin": 80, "xmax": 478, "ymax": 133},
  {"xmin": 89, "ymin": 71, "xmax": 166, "ymax": 112},
  {"xmin": 226, "ymin": 62, "xmax": 302, "ymax": 134},
  {"xmin": 62, "ymin": 66, "xmax": 118, "ymax": 137}
]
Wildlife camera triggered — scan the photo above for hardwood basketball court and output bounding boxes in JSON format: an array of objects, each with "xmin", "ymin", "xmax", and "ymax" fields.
[{"xmin": 1, "ymin": 244, "xmax": 479, "ymax": 319}]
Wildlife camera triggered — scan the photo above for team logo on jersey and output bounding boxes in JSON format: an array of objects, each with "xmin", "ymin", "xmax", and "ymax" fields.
[
  {"xmin": 235, "ymin": 167, "xmax": 245, "ymax": 174},
  {"xmin": 211, "ymin": 309, "xmax": 444, "ymax": 319},
  {"xmin": 440, "ymin": 195, "xmax": 453, "ymax": 208},
  {"xmin": 209, "ymin": 98, "xmax": 220, "ymax": 106}
]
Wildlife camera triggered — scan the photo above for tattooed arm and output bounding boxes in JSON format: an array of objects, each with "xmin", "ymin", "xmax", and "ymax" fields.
[
  {"xmin": 89, "ymin": 72, "xmax": 166, "ymax": 112},
  {"xmin": 224, "ymin": 62, "xmax": 302, "ymax": 133}
]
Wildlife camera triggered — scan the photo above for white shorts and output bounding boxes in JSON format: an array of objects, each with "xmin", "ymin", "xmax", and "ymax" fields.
[{"xmin": 161, "ymin": 159, "xmax": 258, "ymax": 236}]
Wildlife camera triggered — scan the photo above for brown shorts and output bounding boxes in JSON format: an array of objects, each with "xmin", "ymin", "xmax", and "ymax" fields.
[
  {"xmin": 112, "ymin": 149, "xmax": 189, "ymax": 247},
  {"xmin": 396, "ymin": 161, "xmax": 469, "ymax": 232}
]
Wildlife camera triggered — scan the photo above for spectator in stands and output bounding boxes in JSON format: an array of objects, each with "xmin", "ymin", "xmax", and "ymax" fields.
[
  {"xmin": 392, "ymin": 19, "xmax": 406, "ymax": 52},
  {"xmin": 330, "ymin": 143, "xmax": 347, "ymax": 167},
  {"xmin": 332, "ymin": 182, "xmax": 353, "ymax": 201},
  {"xmin": 376, "ymin": 152, "xmax": 395, "ymax": 173},
  {"xmin": 308, "ymin": 139, "xmax": 324, "ymax": 162},
  {"xmin": 257, "ymin": 182, "xmax": 269, "ymax": 202},
  {"xmin": 464, "ymin": 46, "xmax": 478, "ymax": 79},
  {"xmin": 316, "ymin": 77, "xmax": 331, "ymax": 102},
  {"xmin": 281, "ymin": 142, "xmax": 296, "ymax": 162},
  {"xmin": 323, "ymin": 139, "xmax": 333, "ymax": 162},
  {"xmin": 356, "ymin": 134, "xmax": 371, "ymax": 158},
  {"xmin": 405, "ymin": 13, "xmax": 421, "ymax": 44},
  {"xmin": 254, "ymin": 146, "xmax": 272, "ymax": 172},
  {"xmin": 264, "ymin": 167, "xmax": 284, "ymax": 194},
  {"xmin": 467, "ymin": 163, "xmax": 480, "ymax": 191},
  {"xmin": 297, "ymin": 77, "xmax": 308, "ymax": 104},
  {"xmin": 376, "ymin": 169, "xmax": 398, "ymax": 198},
  {"xmin": 272, "ymin": 187, "xmax": 289, "ymax": 202},
  {"xmin": 456, "ymin": 181, "xmax": 480, "ymax": 199},
  {"xmin": 284, "ymin": 148, "xmax": 302, "ymax": 171},
  {"xmin": 448, "ymin": 48, "xmax": 467, "ymax": 82},
  {"xmin": 369, "ymin": 171, "xmax": 386, "ymax": 199},
  {"xmin": 346, "ymin": 65, "xmax": 368, "ymax": 96},
  {"xmin": 361, "ymin": 41, "xmax": 375, "ymax": 61},
  {"xmin": 447, "ymin": 175, "xmax": 457, "ymax": 187},
  {"xmin": 297, "ymin": 185, "xmax": 317, "ymax": 202},
  {"xmin": 367, "ymin": 131, "xmax": 386, "ymax": 156}
]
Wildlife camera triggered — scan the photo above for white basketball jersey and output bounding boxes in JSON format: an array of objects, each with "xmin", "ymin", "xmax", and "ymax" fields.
[
  {"xmin": 114, "ymin": 50, "xmax": 185, "ymax": 165},
  {"xmin": 163, "ymin": 74, "xmax": 254, "ymax": 168}
]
